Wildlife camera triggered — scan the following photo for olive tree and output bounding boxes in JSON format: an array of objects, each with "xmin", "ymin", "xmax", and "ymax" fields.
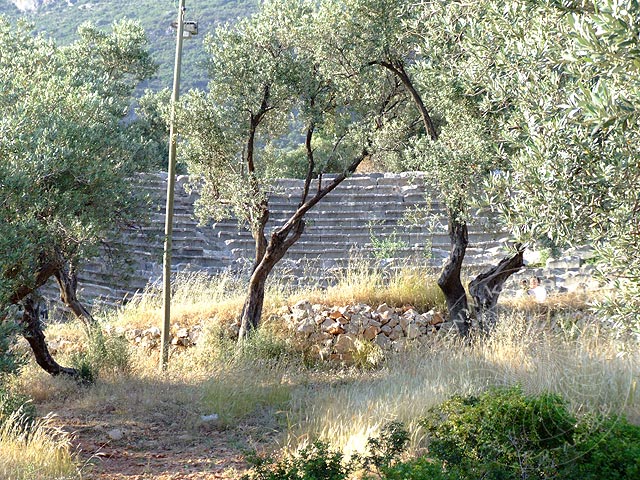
[
  {"xmin": 466, "ymin": 0, "xmax": 640, "ymax": 336},
  {"xmin": 0, "ymin": 18, "xmax": 156, "ymax": 376},
  {"xmin": 317, "ymin": 0, "xmax": 533, "ymax": 334},
  {"xmin": 179, "ymin": 0, "xmax": 403, "ymax": 339}
]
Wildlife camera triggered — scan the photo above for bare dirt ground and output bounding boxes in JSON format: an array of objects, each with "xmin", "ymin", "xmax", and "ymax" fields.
[{"xmin": 42, "ymin": 402, "xmax": 275, "ymax": 479}]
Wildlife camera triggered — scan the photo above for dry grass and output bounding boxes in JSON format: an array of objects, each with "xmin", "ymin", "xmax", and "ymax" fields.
[
  {"xmin": 100, "ymin": 264, "xmax": 445, "ymax": 334},
  {"xmin": 8, "ymin": 267, "xmax": 639, "ymax": 476},
  {"xmin": 0, "ymin": 411, "xmax": 78, "ymax": 480},
  {"xmin": 297, "ymin": 263, "xmax": 445, "ymax": 312},
  {"xmin": 100, "ymin": 271, "xmax": 249, "ymax": 330},
  {"xmin": 282, "ymin": 314, "xmax": 639, "ymax": 457}
]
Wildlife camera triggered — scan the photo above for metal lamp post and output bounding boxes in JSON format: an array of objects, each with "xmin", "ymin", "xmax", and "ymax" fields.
[{"xmin": 160, "ymin": 0, "xmax": 197, "ymax": 371}]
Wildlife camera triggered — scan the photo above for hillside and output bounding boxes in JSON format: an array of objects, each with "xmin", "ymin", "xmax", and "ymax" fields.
[{"xmin": 0, "ymin": 0, "xmax": 257, "ymax": 92}]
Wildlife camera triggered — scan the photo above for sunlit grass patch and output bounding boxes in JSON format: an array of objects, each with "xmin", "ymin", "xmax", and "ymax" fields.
[
  {"xmin": 291, "ymin": 262, "xmax": 445, "ymax": 313},
  {"xmin": 0, "ymin": 412, "xmax": 79, "ymax": 480},
  {"xmin": 201, "ymin": 363, "xmax": 293, "ymax": 427},
  {"xmin": 283, "ymin": 315, "xmax": 639, "ymax": 456}
]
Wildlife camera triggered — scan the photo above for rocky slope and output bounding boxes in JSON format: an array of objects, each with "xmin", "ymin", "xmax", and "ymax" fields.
[{"xmin": 1, "ymin": 0, "xmax": 255, "ymax": 91}]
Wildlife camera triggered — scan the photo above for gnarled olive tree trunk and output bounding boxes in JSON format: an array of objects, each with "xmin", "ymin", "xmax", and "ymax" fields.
[
  {"xmin": 20, "ymin": 295, "xmax": 78, "ymax": 377},
  {"xmin": 469, "ymin": 245, "xmax": 524, "ymax": 333},
  {"xmin": 54, "ymin": 261, "xmax": 97, "ymax": 328},
  {"xmin": 238, "ymin": 220, "xmax": 304, "ymax": 339},
  {"xmin": 437, "ymin": 217, "xmax": 471, "ymax": 336},
  {"xmin": 8, "ymin": 251, "xmax": 94, "ymax": 378},
  {"xmin": 237, "ymin": 144, "xmax": 369, "ymax": 340}
]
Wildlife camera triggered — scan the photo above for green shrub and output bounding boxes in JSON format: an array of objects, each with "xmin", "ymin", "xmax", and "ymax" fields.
[
  {"xmin": 560, "ymin": 416, "xmax": 640, "ymax": 480},
  {"xmin": 0, "ymin": 388, "xmax": 36, "ymax": 431},
  {"xmin": 72, "ymin": 327, "xmax": 131, "ymax": 381},
  {"xmin": 243, "ymin": 422, "xmax": 411, "ymax": 479},
  {"xmin": 241, "ymin": 389, "xmax": 640, "ymax": 480},
  {"xmin": 377, "ymin": 457, "xmax": 456, "ymax": 480},
  {"xmin": 421, "ymin": 386, "xmax": 576, "ymax": 479},
  {"xmin": 240, "ymin": 328, "xmax": 293, "ymax": 362},
  {"xmin": 0, "ymin": 319, "xmax": 25, "ymax": 378},
  {"xmin": 69, "ymin": 353, "xmax": 95, "ymax": 384},
  {"xmin": 364, "ymin": 421, "xmax": 409, "ymax": 470},
  {"xmin": 420, "ymin": 386, "xmax": 640, "ymax": 480},
  {"xmin": 352, "ymin": 339, "xmax": 385, "ymax": 370},
  {"xmin": 243, "ymin": 440, "xmax": 358, "ymax": 480}
]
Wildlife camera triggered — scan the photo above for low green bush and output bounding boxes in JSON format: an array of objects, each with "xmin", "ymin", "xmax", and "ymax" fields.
[
  {"xmin": 71, "ymin": 327, "xmax": 131, "ymax": 382},
  {"xmin": 244, "ymin": 440, "xmax": 358, "ymax": 480},
  {"xmin": 562, "ymin": 416, "xmax": 640, "ymax": 480},
  {"xmin": 421, "ymin": 385, "xmax": 575, "ymax": 479},
  {"xmin": 378, "ymin": 457, "xmax": 456, "ymax": 480},
  {"xmin": 0, "ymin": 319, "xmax": 25, "ymax": 378},
  {"xmin": 421, "ymin": 386, "xmax": 640, "ymax": 480},
  {"xmin": 364, "ymin": 421, "xmax": 409, "ymax": 470},
  {"xmin": 0, "ymin": 388, "xmax": 36, "ymax": 431},
  {"xmin": 243, "ymin": 388, "xmax": 640, "ymax": 479}
]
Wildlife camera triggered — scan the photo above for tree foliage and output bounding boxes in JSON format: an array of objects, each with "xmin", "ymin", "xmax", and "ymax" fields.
[
  {"xmin": 0, "ymin": 18, "xmax": 156, "ymax": 307},
  {"xmin": 0, "ymin": 17, "xmax": 156, "ymax": 374},
  {"xmin": 179, "ymin": 0, "xmax": 401, "ymax": 336},
  {"xmin": 453, "ymin": 0, "xmax": 640, "ymax": 335}
]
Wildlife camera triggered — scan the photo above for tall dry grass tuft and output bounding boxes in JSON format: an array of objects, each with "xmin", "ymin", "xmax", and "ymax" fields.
[
  {"xmin": 100, "ymin": 262, "xmax": 444, "ymax": 337},
  {"xmin": 101, "ymin": 271, "xmax": 246, "ymax": 329},
  {"xmin": 283, "ymin": 314, "xmax": 639, "ymax": 457},
  {"xmin": 294, "ymin": 262, "xmax": 445, "ymax": 312},
  {"xmin": 102, "ymin": 270, "xmax": 299, "ymax": 331},
  {"xmin": 0, "ymin": 411, "xmax": 78, "ymax": 480}
]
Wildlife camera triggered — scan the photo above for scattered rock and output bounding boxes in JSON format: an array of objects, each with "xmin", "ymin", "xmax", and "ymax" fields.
[
  {"xmin": 376, "ymin": 303, "xmax": 395, "ymax": 322},
  {"xmin": 363, "ymin": 325, "xmax": 379, "ymax": 341},
  {"xmin": 296, "ymin": 318, "xmax": 316, "ymax": 335},
  {"xmin": 327, "ymin": 324, "xmax": 346, "ymax": 335},
  {"xmin": 334, "ymin": 334, "xmax": 357, "ymax": 354},
  {"xmin": 176, "ymin": 328, "xmax": 189, "ymax": 338},
  {"xmin": 107, "ymin": 428, "xmax": 124, "ymax": 441},
  {"xmin": 405, "ymin": 324, "xmax": 421, "ymax": 340},
  {"xmin": 200, "ymin": 413, "xmax": 219, "ymax": 422}
]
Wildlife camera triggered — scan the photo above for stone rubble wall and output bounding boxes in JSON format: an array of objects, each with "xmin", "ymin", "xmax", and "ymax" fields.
[
  {"xmin": 49, "ymin": 301, "xmax": 450, "ymax": 363},
  {"xmin": 43, "ymin": 172, "xmax": 598, "ymax": 307}
]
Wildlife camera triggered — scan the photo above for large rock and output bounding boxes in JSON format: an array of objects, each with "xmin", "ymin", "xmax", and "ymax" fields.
[
  {"xmin": 291, "ymin": 300, "xmax": 313, "ymax": 321},
  {"xmin": 333, "ymin": 334, "xmax": 357, "ymax": 354},
  {"xmin": 296, "ymin": 318, "xmax": 316, "ymax": 335},
  {"xmin": 389, "ymin": 324, "xmax": 403, "ymax": 341},
  {"xmin": 405, "ymin": 323, "xmax": 421, "ymax": 340},
  {"xmin": 363, "ymin": 325, "xmax": 379, "ymax": 341},
  {"xmin": 376, "ymin": 303, "xmax": 395, "ymax": 323},
  {"xmin": 107, "ymin": 428, "xmax": 124, "ymax": 441},
  {"xmin": 375, "ymin": 334, "xmax": 391, "ymax": 349}
]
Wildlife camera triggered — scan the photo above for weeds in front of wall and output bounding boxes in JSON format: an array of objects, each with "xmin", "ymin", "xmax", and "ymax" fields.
[{"xmin": 368, "ymin": 221, "xmax": 409, "ymax": 260}]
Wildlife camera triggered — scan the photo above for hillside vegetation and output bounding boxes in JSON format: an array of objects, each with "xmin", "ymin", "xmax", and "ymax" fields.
[{"xmin": 0, "ymin": 0, "xmax": 256, "ymax": 91}]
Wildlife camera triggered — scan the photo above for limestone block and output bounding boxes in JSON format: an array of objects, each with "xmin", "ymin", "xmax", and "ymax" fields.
[
  {"xmin": 399, "ymin": 315, "xmax": 412, "ymax": 332},
  {"xmin": 363, "ymin": 325, "xmax": 380, "ymax": 341},
  {"xmin": 389, "ymin": 324, "xmax": 403, "ymax": 340},
  {"xmin": 375, "ymin": 334, "xmax": 391, "ymax": 349},
  {"xmin": 376, "ymin": 303, "xmax": 395, "ymax": 322},
  {"xmin": 297, "ymin": 318, "xmax": 316, "ymax": 335},
  {"xmin": 327, "ymin": 324, "xmax": 346, "ymax": 335},
  {"xmin": 367, "ymin": 319, "xmax": 382, "ymax": 328},
  {"xmin": 321, "ymin": 318, "xmax": 337, "ymax": 331},
  {"xmin": 405, "ymin": 324, "xmax": 421, "ymax": 340},
  {"xmin": 334, "ymin": 334, "xmax": 357, "ymax": 354}
]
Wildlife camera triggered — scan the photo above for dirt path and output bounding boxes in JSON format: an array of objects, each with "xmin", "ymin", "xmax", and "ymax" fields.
[{"xmin": 47, "ymin": 408, "xmax": 264, "ymax": 479}]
